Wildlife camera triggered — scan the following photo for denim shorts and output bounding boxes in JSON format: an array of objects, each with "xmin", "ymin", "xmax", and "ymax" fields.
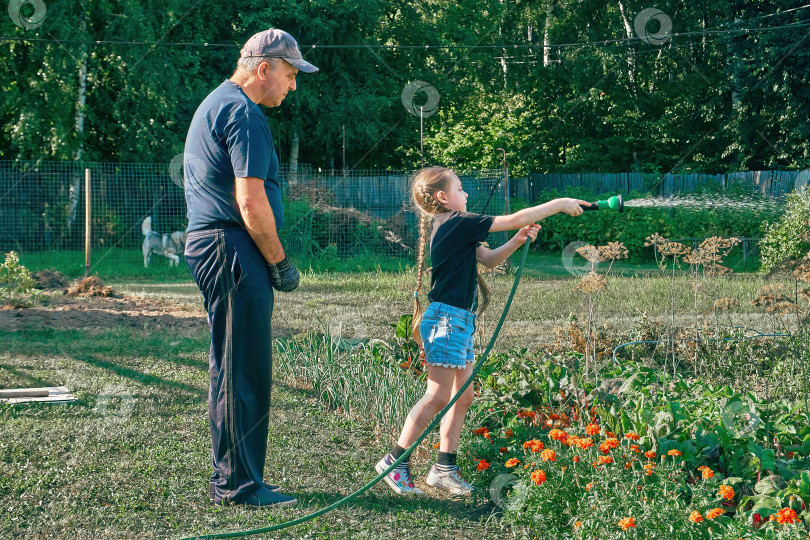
[{"xmin": 420, "ymin": 302, "xmax": 477, "ymax": 369}]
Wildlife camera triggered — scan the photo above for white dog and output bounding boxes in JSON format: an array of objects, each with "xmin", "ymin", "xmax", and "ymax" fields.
[{"xmin": 141, "ymin": 217, "xmax": 187, "ymax": 267}]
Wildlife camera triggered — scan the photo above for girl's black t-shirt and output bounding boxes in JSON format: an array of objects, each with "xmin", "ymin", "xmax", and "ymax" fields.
[{"xmin": 427, "ymin": 211, "xmax": 494, "ymax": 312}]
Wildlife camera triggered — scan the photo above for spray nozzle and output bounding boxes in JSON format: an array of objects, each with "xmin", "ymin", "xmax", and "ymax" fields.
[{"xmin": 580, "ymin": 194, "xmax": 623, "ymax": 213}]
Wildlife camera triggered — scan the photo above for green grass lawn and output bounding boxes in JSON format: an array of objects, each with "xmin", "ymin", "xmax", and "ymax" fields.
[
  {"xmin": 0, "ymin": 326, "xmax": 515, "ymax": 539},
  {"xmin": 18, "ymin": 243, "xmax": 761, "ymax": 282}
]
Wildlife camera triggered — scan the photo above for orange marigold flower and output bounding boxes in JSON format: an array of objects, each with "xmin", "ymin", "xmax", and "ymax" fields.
[
  {"xmin": 540, "ymin": 449, "xmax": 557, "ymax": 462},
  {"xmin": 572, "ymin": 455, "xmax": 581, "ymax": 463},
  {"xmin": 668, "ymin": 449, "xmax": 683, "ymax": 457},
  {"xmin": 505, "ymin": 429, "xmax": 514, "ymax": 437},
  {"xmin": 574, "ymin": 521, "xmax": 583, "ymax": 529},
  {"xmin": 643, "ymin": 461, "xmax": 655, "ymax": 470},
  {"xmin": 433, "ymin": 442, "xmax": 440, "ymax": 449},
  {"xmin": 705, "ymin": 508, "xmax": 724, "ymax": 520},
  {"xmin": 484, "ymin": 433, "xmax": 492, "ymax": 439},
  {"xmin": 499, "ymin": 447, "xmax": 508, "ymax": 453},
  {"xmin": 598, "ymin": 455, "xmax": 614, "ymax": 465},
  {"xmin": 624, "ymin": 432, "xmax": 640, "ymax": 441},
  {"xmin": 607, "ymin": 431, "xmax": 617, "ymax": 438},
  {"xmin": 505, "ymin": 458, "xmax": 520, "ymax": 468},
  {"xmin": 624, "ymin": 462, "xmax": 632, "ymax": 470},
  {"xmin": 529, "ymin": 440, "xmax": 544, "ymax": 452},
  {"xmin": 645, "ymin": 469, "xmax": 655, "ymax": 476},
  {"xmin": 598, "ymin": 438, "xmax": 619, "ymax": 453},
  {"xmin": 697, "ymin": 465, "xmax": 709, "ymax": 471},
  {"xmin": 630, "ymin": 444, "xmax": 641, "ymax": 453},
  {"xmin": 644, "ymin": 450, "xmax": 656, "ymax": 459},
  {"xmin": 472, "ymin": 427, "xmax": 489, "ymax": 435},
  {"xmin": 702, "ymin": 468, "xmax": 715, "ymax": 479},
  {"xmin": 517, "ymin": 409, "xmax": 536, "ymax": 419},
  {"xmin": 775, "ymin": 508, "xmax": 799, "ymax": 524},
  {"xmin": 718, "ymin": 485, "xmax": 734, "ymax": 500},
  {"xmin": 689, "ymin": 511, "xmax": 703, "ymax": 523},
  {"xmin": 585, "ymin": 423, "xmax": 600, "ymax": 435},
  {"xmin": 477, "ymin": 459, "xmax": 490, "ymax": 471},
  {"xmin": 586, "ymin": 482, "xmax": 593, "ymax": 491},
  {"xmin": 618, "ymin": 517, "xmax": 635, "ymax": 530},
  {"xmin": 549, "ymin": 428, "xmax": 567, "ymax": 441},
  {"xmin": 576, "ymin": 437, "xmax": 594, "ymax": 450},
  {"xmin": 531, "ymin": 469, "xmax": 547, "ymax": 485}
]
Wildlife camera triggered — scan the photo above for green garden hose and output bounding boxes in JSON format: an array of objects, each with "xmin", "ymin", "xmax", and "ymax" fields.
[{"xmin": 179, "ymin": 237, "xmax": 532, "ymax": 539}]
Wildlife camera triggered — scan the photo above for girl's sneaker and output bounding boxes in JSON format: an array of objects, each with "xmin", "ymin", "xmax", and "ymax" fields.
[
  {"xmin": 425, "ymin": 464, "xmax": 474, "ymax": 496},
  {"xmin": 374, "ymin": 454, "xmax": 424, "ymax": 495}
]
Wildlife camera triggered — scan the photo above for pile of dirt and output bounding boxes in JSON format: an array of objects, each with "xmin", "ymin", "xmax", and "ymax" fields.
[
  {"xmin": 33, "ymin": 269, "xmax": 68, "ymax": 290},
  {"xmin": 64, "ymin": 276, "xmax": 114, "ymax": 298}
]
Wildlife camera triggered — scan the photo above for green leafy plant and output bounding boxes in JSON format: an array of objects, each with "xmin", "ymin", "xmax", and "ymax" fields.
[
  {"xmin": 760, "ymin": 186, "xmax": 810, "ymax": 274},
  {"xmin": 0, "ymin": 251, "xmax": 37, "ymax": 307}
]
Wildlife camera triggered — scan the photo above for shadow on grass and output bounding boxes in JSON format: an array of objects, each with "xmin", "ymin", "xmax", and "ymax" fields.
[
  {"xmin": 71, "ymin": 353, "xmax": 207, "ymax": 400},
  {"xmin": 295, "ymin": 489, "xmax": 496, "ymax": 522},
  {"xmin": 0, "ymin": 363, "xmax": 54, "ymax": 388}
]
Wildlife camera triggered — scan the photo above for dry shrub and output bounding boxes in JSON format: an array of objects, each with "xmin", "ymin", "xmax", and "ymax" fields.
[
  {"xmin": 287, "ymin": 182, "xmax": 335, "ymax": 205},
  {"xmin": 552, "ymin": 319, "xmax": 614, "ymax": 361},
  {"xmin": 574, "ymin": 272, "xmax": 606, "ymax": 294},
  {"xmin": 713, "ymin": 297, "xmax": 740, "ymax": 311},
  {"xmin": 65, "ymin": 276, "xmax": 114, "ymax": 298},
  {"xmin": 33, "ymin": 269, "xmax": 68, "ymax": 290},
  {"xmin": 645, "ymin": 233, "xmax": 691, "ymax": 257}
]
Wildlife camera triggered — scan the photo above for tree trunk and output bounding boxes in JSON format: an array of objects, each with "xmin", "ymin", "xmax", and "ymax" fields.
[
  {"xmin": 731, "ymin": 16, "xmax": 742, "ymax": 110},
  {"xmin": 67, "ymin": 50, "xmax": 88, "ymax": 231},
  {"xmin": 543, "ymin": 1, "xmax": 556, "ymax": 67},
  {"xmin": 289, "ymin": 128, "xmax": 299, "ymax": 185},
  {"xmin": 617, "ymin": 1, "xmax": 636, "ymax": 85}
]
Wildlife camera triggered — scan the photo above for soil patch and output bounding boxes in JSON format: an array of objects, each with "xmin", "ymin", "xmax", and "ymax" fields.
[{"xmin": 0, "ymin": 294, "xmax": 205, "ymax": 333}]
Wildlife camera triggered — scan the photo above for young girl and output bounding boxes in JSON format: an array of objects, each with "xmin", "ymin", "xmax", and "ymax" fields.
[{"xmin": 375, "ymin": 166, "xmax": 588, "ymax": 496}]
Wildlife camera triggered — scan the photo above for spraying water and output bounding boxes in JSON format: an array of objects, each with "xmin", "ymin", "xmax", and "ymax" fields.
[{"xmin": 622, "ymin": 194, "xmax": 782, "ymax": 211}]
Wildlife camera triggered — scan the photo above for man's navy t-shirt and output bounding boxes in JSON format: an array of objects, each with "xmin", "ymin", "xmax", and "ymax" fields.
[
  {"xmin": 427, "ymin": 211, "xmax": 494, "ymax": 312},
  {"xmin": 184, "ymin": 80, "xmax": 283, "ymax": 232}
]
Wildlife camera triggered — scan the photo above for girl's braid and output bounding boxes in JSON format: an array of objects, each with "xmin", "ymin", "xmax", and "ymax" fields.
[{"xmin": 409, "ymin": 167, "xmax": 452, "ymax": 344}]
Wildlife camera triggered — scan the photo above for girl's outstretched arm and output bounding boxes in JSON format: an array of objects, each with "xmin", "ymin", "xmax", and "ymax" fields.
[
  {"xmin": 490, "ymin": 198, "xmax": 589, "ymax": 232},
  {"xmin": 477, "ymin": 224, "xmax": 540, "ymax": 268}
]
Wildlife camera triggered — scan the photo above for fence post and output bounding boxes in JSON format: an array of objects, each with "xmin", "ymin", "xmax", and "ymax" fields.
[{"xmin": 84, "ymin": 168, "xmax": 91, "ymax": 277}]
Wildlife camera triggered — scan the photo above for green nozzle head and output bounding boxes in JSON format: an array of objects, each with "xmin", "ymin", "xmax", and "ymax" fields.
[
  {"xmin": 580, "ymin": 194, "xmax": 624, "ymax": 213},
  {"xmin": 605, "ymin": 194, "xmax": 623, "ymax": 212}
]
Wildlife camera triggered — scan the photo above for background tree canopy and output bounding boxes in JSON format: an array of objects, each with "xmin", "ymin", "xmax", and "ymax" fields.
[{"xmin": 1, "ymin": 0, "xmax": 809, "ymax": 176}]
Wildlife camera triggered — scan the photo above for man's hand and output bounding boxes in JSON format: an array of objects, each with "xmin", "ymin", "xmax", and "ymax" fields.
[{"xmin": 268, "ymin": 257, "xmax": 299, "ymax": 292}]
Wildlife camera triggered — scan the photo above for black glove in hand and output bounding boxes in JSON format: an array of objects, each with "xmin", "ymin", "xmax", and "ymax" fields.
[{"xmin": 268, "ymin": 257, "xmax": 299, "ymax": 292}]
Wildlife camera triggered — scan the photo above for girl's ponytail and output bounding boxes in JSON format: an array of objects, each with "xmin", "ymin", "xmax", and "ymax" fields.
[
  {"xmin": 412, "ymin": 212, "xmax": 431, "ymax": 345},
  {"xmin": 476, "ymin": 272, "xmax": 491, "ymax": 318}
]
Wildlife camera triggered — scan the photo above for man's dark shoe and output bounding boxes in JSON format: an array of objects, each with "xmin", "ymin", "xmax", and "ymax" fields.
[
  {"xmin": 209, "ymin": 483, "xmax": 280, "ymax": 502},
  {"xmin": 215, "ymin": 486, "xmax": 298, "ymax": 508}
]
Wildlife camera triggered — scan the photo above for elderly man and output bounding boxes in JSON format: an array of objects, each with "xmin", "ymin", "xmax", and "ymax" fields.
[{"xmin": 183, "ymin": 29, "xmax": 318, "ymax": 508}]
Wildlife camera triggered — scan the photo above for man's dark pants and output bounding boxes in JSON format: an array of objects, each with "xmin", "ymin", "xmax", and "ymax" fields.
[{"xmin": 185, "ymin": 226, "xmax": 274, "ymax": 504}]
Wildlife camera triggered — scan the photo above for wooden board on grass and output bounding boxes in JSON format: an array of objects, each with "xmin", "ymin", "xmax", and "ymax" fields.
[{"xmin": 0, "ymin": 386, "xmax": 77, "ymax": 404}]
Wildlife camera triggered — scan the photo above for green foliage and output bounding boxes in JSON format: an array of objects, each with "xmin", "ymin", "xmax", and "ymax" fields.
[
  {"xmin": 759, "ymin": 187, "xmax": 810, "ymax": 274},
  {"xmin": 3, "ymin": 2, "xmax": 810, "ymax": 173},
  {"xmin": 520, "ymin": 187, "xmax": 782, "ymax": 262},
  {"xmin": 470, "ymin": 353, "xmax": 810, "ymax": 538},
  {"xmin": 0, "ymin": 251, "xmax": 37, "ymax": 307}
]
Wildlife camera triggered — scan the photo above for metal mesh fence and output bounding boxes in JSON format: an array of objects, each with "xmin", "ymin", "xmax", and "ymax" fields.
[{"xmin": 0, "ymin": 161, "xmax": 506, "ymax": 277}]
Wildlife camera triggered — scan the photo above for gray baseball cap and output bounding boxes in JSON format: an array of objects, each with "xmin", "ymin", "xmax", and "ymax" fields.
[{"xmin": 240, "ymin": 29, "xmax": 319, "ymax": 74}]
